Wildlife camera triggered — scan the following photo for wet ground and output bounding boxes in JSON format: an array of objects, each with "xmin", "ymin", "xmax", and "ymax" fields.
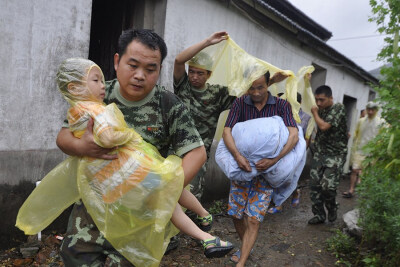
[
  {"xmin": 161, "ymin": 176, "xmax": 356, "ymax": 267},
  {"xmin": 0, "ymin": 177, "xmax": 356, "ymax": 266}
]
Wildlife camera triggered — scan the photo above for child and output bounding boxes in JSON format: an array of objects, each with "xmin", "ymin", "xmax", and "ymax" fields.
[{"xmin": 17, "ymin": 58, "xmax": 233, "ymax": 266}]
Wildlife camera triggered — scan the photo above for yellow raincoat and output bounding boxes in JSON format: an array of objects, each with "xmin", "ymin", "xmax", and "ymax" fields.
[
  {"xmin": 16, "ymin": 58, "xmax": 183, "ymax": 267},
  {"xmin": 199, "ymin": 38, "xmax": 316, "ymax": 140}
]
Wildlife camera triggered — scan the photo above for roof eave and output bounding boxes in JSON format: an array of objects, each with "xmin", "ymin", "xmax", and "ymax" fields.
[{"xmin": 224, "ymin": 0, "xmax": 379, "ymax": 85}]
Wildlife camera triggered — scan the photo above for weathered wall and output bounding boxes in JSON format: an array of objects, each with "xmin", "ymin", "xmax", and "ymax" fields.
[
  {"xmin": 0, "ymin": 0, "xmax": 374, "ymax": 191},
  {"xmin": 162, "ymin": 0, "xmax": 371, "ymax": 112},
  {"xmin": 162, "ymin": 0, "xmax": 374, "ymax": 199},
  {"xmin": 0, "ymin": 0, "xmax": 92, "ymax": 185}
]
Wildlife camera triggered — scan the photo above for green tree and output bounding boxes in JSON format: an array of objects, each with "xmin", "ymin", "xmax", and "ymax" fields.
[{"xmin": 356, "ymin": 0, "xmax": 400, "ymax": 265}]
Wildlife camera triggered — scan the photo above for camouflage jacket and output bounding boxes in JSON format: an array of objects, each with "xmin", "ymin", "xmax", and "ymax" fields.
[
  {"xmin": 174, "ymin": 73, "xmax": 236, "ymax": 152},
  {"xmin": 314, "ymin": 103, "xmax": 348, "ymax": 156},
  {"xmin": 104, "ymin": 79, "xmax": 203, "ymax": 158}
]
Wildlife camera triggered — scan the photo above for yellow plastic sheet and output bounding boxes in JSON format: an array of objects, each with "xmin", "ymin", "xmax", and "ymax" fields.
[
  {"xmin": 16, "ymin": 157, "xmax": 80, "ymax": 235},
  {"xmin": 204, "ymin": 38, "xmax": 300, "ymax": 122},
  {"xmin": 296, "ymin": 66, "xmax": 316, "ymax": 139},
  {"xmin": 201, "ymin": 37, "xmax": 316, "ymax": 141},
  {"xmin": 16, "ymin": 58, "xmax": 184, "ymax": 267}
]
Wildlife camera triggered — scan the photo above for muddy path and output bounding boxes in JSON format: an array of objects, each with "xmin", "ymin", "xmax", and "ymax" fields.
[
  {"xmin": 0, "ymin": 177, "xmax": 355, "ymax": 266},
  {"xmin": 161, "ymin": 177, "xmax": 356, "ymax": 267}
]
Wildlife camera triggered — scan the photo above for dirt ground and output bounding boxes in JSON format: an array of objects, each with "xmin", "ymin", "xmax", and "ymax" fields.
[
  {"xmin": 0, "ymin": 177, "xmax": 356, "ymax": 267},
  {"xmin": 161, "ymin": 176, "xmax": 356, "ymax": 267}
]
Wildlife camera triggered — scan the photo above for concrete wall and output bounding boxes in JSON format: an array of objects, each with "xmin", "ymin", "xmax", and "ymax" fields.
[
  {"xmin": 162, "ymin": 0, "xmax": 373, "ymax": 199},
  {"xmin": 0, "ymin": 0, "xmax": 373, "ymax": 188},
  {"xmin": 162, "ymin": 0, "xmax": 371, "ymax": 107},
  {"xmin": 0, "ymin": 0, "xmax": 92, "ymax": 185}
]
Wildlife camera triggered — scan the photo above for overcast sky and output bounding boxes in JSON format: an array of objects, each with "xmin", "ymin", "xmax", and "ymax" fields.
[{"xmin": 288, "ymin": 0, "xmax": 386, "ymax": 71}]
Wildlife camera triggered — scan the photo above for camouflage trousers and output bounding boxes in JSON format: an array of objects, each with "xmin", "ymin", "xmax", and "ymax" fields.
[
  {"xmin": 60, "ymin": 201, "xmax": 134, "ymax": 267},
  {"xmin": 189, "ymin": 139, "xmax": 212, "ymax": 200},
  {"xmin": 309, "ymin": 154, "xmax": 346, "ymax": 220}
]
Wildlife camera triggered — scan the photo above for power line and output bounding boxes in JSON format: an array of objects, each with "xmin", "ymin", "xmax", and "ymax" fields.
[
  {"xmin": 330, "ymin": 34, "xmax": 387, "ymax": 41},
  {"xmin": 350, "ymin": 55, "xmax": 378, "ymax": 59}
]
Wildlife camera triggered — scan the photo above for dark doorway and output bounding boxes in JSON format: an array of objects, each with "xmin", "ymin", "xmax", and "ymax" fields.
[
  {"xmin": 368, "ymin": 90, "xmax": 376, "ymax": 101},
  {"xmin": 342, "ymin": 94, "xmax": 357, "ymax": 133},
  {"xmin": 88, "ymin": 0, "xmax": 136, "ymax": 80}
]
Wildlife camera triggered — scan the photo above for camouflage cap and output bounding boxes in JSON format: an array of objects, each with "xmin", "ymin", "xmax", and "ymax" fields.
[
  {"xmin": 187, "ymin": 51, "xmax": 213, "ymax": 71},
  {"xmin": 366, "ymin": 101, "xmax": 379, "ymax": 109}
]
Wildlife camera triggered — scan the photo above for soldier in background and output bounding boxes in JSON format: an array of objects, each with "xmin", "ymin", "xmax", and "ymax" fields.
[
  {"xmin": 308, "ymin": 85, "xmax": 348, "ymax": 224},
  {"xmin": 173, "ymin": 31, "xmax": 236, "ymax": 207}
]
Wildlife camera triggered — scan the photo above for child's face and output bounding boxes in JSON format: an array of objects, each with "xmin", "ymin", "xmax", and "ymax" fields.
[{"xmin": 87, "ymin": 66, "xmax": 105, "ymax": 101}]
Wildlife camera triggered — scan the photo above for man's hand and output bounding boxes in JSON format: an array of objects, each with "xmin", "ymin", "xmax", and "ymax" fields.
[
  {"xmin": 81, "ymin": 118, "xmax": 118, "ymax": 159},
  {"xmin": 255, "ymin": 158, "xmax": 277, "ymax": 171},
  {"xmin": 310, "ymin": 106, "xmax": 332, "ymax": 131},
  {"xmin": 174, "ymin": 31, "xmax": 228, "ymax": 82},
  {"xmin": 234, "ymin": 153, "xmax": 252, "ymax": 172},
  {"xmin": 311, "ymin": 105, "xmax": 319, "ymax": 115},
  {"xmin": 223, "ymin": 127, "xmax": 251, "ymax": 172},
  {"xmin": 268, "ymin": 71, "xmax": 289, "ymax": 86},
  {"xmin": 206, "ymin": 31, "xmax": 228, "ymax": 45},
  {"xmin": 56, "ymin": 118, "xmax": 118, "ymax": 160}
]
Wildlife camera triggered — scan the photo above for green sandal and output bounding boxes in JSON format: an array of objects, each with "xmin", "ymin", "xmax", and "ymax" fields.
[
  {"xmin": 201, "ymin": 237, "xmax": 234, "ymax": 258},
  {"xmin": 196, "ymin": 214, "xmax": 213, "ymax": 232}
]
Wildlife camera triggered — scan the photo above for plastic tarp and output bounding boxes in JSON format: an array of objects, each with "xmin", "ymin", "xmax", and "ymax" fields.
[
  {"xmin": 16, "ymin": 58, "xmax": 184, "ymax": 267},
  {"xmin": 195, "ymin": 38, "xmax": 316, "ymax": 141},
  {"xmin": 215, "ymin": 116, "xmax": 306, "ymax": 206}
]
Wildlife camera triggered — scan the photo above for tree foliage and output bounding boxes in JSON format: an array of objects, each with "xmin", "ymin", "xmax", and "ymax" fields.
[{"xmin": 355, "ymin": 0, "xmax": 400, "ymax": 265}]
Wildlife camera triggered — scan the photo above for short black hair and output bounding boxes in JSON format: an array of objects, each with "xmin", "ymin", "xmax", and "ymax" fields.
[
  {"xmin": 264, "ymin": 71, "xmax": 270, "ymax": 85},
  {"xmin": 297, "ymin": 92, "xmax": 302, "ymax": 103},
  {"xmin": 315, "ymin": 85, "xmax": 332, "ymax": 97},
  {"xmin": 117, "ymin": 29, "xmax": 167, "ymax": 64}
]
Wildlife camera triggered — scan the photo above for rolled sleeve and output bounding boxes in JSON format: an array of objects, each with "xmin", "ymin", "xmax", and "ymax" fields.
[
  {"xmin": 225, "ymin": 98, "xmax": 241, "ymax": 128},
  {"xmin": 325, "ymin": 104, "xmax": 345, "ymax": 128},
  {"xmin": 169, "ymin": 100, "xmax": 204, "ymax": 157},
  {"xmin": 279, "ymin": 100, "xmax": 297, "ymax": 128},
  {"xmin": 173, "ymin": 72, "xmax": 189, "ymax": 94}
]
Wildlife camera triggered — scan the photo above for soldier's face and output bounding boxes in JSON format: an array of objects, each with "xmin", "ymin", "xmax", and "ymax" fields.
[
  {"xmin": 114, "ymin": 40, "xmax": 161, "ymax": 101},
  {"xmin": 315, "ymin": 94, "xmax": 333, "ymax": 110},
  {"xmin": 188, "ymin": 66, "xmax": 211, "ymax": 89},
  {"xmin": 248, "ymin": 75, "xmax": 269, "ymax": 104}
]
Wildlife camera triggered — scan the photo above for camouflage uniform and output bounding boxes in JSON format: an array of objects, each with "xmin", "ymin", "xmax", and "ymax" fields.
[
  {"xmin": 310, "ymin": 103, "xmax": 348, "ymax": 221},
  {"xmin": 174, "ymin": 73, "xmax": 235, "ymax": 198},
  {"xmin": 60, "ymin": 80, "xmax": 203, "ymax": 266}
]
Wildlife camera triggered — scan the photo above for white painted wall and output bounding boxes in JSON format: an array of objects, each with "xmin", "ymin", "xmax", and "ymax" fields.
[
  {"xmin": 161, "ymin": 0, "xmax": 374, "ymax": 189},
  {"xmin": 0, "ymin": 0, "xmax": 92, "ymax": 151},
  {"xmin": 161, "ymin": 0, "xmax": 370, "ymax": 134},
  {"xmin": 161, "ymin": 0, "xmax": 371, "ymax": 113}
]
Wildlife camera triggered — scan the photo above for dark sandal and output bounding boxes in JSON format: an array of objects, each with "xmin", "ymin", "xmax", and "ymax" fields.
[
  {"xmin": 196, "ymin": 214, "xmax": 213, "ymax": 232},
  {"xmin": 342, "ymin": 192, "xmax": 353, "ymax": 198},
  {"xmin": 230, "ymin": 248, "xmax": 254, "ymax": 263},
  {"xmin": 201, "ymin": 237, "xmax": 234, "ymax": 258}
]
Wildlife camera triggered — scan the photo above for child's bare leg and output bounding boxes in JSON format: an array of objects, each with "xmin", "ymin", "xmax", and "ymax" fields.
[
  {"xmin": 171, "ymin": 203, "xmax": 212, "ymax": 240},
  {"xmin": 171, "ymin": 204, "xmax": 234, "ymax": 258},
  {"xmin": 178, "ymin": 189, "xmax": 209, "ymax": 218}
]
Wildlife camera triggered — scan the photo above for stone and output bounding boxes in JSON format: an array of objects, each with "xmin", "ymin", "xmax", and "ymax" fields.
[
  {"xmin": 19, "ymin": 247, "xmax": 39, "ymax": 258},
  {"xmin": 343, "ymin": 209, "xmax": 362, "ymax": 238}
]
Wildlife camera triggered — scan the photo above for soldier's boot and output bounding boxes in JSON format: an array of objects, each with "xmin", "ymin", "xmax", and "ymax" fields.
[
  {"xmin": 328, "ymin": 206, "xmax": 338, "ymax": 222},
  {"xmin": 325, "ymin": 190, "xmax": 339, "ymax": 222},
  {"xmin": 309, "ymin": 188, "xmax": 326, "ymax": 225},
  {"xmin": 309, "ymin": 203, "xmax": 326, "ymax": 225}
]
